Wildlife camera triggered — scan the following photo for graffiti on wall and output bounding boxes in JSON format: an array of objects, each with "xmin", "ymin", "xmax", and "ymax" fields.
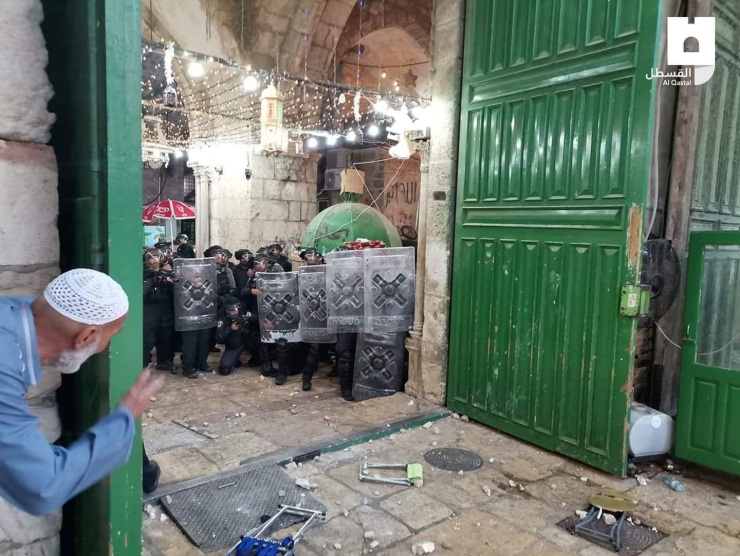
[{"xmin": 381, "ymin": 158, "xmax": 421, "ymax": 229}]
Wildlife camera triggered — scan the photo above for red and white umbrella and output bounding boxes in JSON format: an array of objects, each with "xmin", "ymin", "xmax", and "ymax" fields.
[
  {"xmin": 142, "ymin": 199, "xmax": 196, "ymax": 222},
  {"xmin": 142, "ymin": 200, "xmax": 196, "ymax": 247}
]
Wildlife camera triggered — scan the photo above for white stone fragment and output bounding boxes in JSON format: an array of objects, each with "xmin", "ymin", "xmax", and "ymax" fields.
[
  {"xmin": 603, "ymin": 513, "xmax": 617, "ymax": 526},
  {"xmin": 458, "ymin": 470, "xmax": 464, "ymax": 476},
  {"xmin": 159, "ymin": 512, "xmax": 168, "ymax": 522},
  {"xmin": 364, "ymin": 531, "xmax": 375, "ymax": 539},
  {"xmin": 373, "ymin": 490, "xmax": 380, "ymax": 496},
  {"xmin": 550, "ymin": 484, "xmax": 557, "ymax": 490},
  {"xmin": 423, "ymin": 422, "xmax": 433, "ymax": 429},
  {"xmin": 412, "ymin": 541, "xmax": 436, "ymax": 554},
  {"xmin": 433, "ymin": 428, "xmax": 440, "ymax": 435},
  {"xmin": 370, "ymin": 540, "xmax": 380, "ymax": 549},
  {"xmin": 344, "ymin": 510, "xmax": 349, "ymax": 517},
  {"xmin": 278, "ymin": 490, "xmax": 286, "ymax": 497},
  {"xmin": 579, "ymin": 477, "xmax": 588, "ymax": 482},
  {"xmin": 432, "ymin": 442, "xmax": 438, "ymax": 447},
  {"xmin": 637, "ymin": 476, "xmax": 648, "ymax": 486},
  {"xmin": 482, "ymin": 485, "xmax": 492, "ymax": 497},
  {"xmin": 576, "ymin": 510, "xmax": 588, "ymax": 520},
  {"xmin": 451, "ymin": 413, "xmax": 460, "ymax": 419},
  {"xmin": 460, "ymin": 415, "xmax": 470, "ymax": 423},
  {"xmin": 508, "ymin": 480, "xmax": 517, "ymax": 488},
  {"xmin": 408, "ymin": 400, "xmax": 415, "ymax": 406},
  {"xmin": 334, "ymin": 543, "xmax": 342, "ymax": 550},
  {"xmin": 295, "ymin": 478, "xmax": 312, "ymax": 490},
  {"xmin": 389, "ymin": 434, "xmax": 397, "ymax": 441},
  {"xmin": 517, "ymin": 484, "xmax": 525, "ymax": 491},
  {"xmin": 285, "ymin": 462, "xmax": 298, "ymax": 471},
  {"xmin": 489, "ymin": 458, "xmax": 495, "ymax": 464},
  {"xmin": 149, "ymin": 397, "xmax": 157, "ymax": 402}
]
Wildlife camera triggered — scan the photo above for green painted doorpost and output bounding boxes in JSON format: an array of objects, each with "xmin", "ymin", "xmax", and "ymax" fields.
[
  {"xmin": 675, "ymin": 232, "xmax": 740, "ymax": 476},
  {"xmin": 447, "ymin": 0, "xmax": 663, "ymax": 475},
  {"xmin": 41, "ymin": 0, "xmax": 143, "ymax": 553}
]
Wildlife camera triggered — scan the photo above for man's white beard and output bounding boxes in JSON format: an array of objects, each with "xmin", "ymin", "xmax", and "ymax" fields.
[{"xmin": 45, "ymin": 340, "xmax": 100, "ymax": 374}]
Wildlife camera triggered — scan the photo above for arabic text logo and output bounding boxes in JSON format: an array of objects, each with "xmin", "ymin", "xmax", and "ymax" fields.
[{"xmin": 665, "ymin": 17, "xmax": 715, "ymax": 85}]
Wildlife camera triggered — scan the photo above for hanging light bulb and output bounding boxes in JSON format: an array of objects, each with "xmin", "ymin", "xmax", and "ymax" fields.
[
  {"xmin": 188, "ymin": 61, "xmax": 205, "ymax": 78},
  {"xmin": 338, "ymin": 92, "xmax": 347, "ymax": 104},
  {"xmin": 346, "ymin": 130, "xmax": 357, "ymax": 142},
  {"xmin": 394, "ymin": 84, "xmax": 401, "ymax": 92},
  {"xmin": 327, "ymin": 135, "xmax": 339, "ymax": 146},
  {"xmin": 307, "ymin": 137, "xmax": 319, "ymax": 149},
  {"xmin": 174, "ymin": 150, "xmax": 184, "ymax": 159},
  {"xmin": 375, "ymin": 99, "xmax": 389, "ymax": 114},
  {"xmin": 243, "ymin": 75, "xmax": 260, "ymax": 92},
  {"xmin": 381, "ymin": 70, "xmax": 387, "ymax": 79},
  {"xmin": 368, "ymin": 124, "xmax": 380, "ymax": 137}
]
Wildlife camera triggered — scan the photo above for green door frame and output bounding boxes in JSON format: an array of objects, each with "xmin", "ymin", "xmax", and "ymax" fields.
[
  {"xmin": 675, "ymin": 230, "xmax": 740, "ymax": 476},
  {"xmin": 41, "ymin": 0, "xmax": 143, "ymax": 553}
]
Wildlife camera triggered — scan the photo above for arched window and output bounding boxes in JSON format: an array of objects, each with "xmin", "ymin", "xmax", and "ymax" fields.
[{"xmin": 683, "ymin": 36, "xmax": 700, "ymax": 53}]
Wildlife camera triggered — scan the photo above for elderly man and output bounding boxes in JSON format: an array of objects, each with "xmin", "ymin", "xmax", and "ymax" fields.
[{"xmin": 0, "ymin": 269, "xmax": 164, "ymax": 515}]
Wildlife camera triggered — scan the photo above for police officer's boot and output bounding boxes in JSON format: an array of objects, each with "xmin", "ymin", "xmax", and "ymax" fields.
[
  {"xmin": 302, "ymin": 343, "xmax": 320, "ymax": 391},
  {"xmin": 275, "ymin": 340, "xmax": 289, "ymax": 386},
  {"xmin": 338, "ymin": 351, "xmax": 355, "ymax": 401},
  {"xmin": 260, "ymin": 343, "xmax": 276, "ymax": 377}
]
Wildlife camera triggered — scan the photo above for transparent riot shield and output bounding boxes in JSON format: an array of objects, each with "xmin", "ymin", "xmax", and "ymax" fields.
[
  {"xmin": 256, "ymin": 272, "xmax": 301, "ymax": 343},
  {"xmin": 353, "ymin": 332, "xmax": 407, "ymax": 400},
  {"xmin": 364, "ymin": 247, "xmax": 415, "ymax": 332},
  {"xmin": 326, "ymin": 250, "xmax": 365, "ymax": 332},
  {"xmin": 298, "ymin": 265, "xmax": 337, "ymax": 344},
  {"xmin": 173, "ymin": 258, "xmax": 218, "ymax": 332}
]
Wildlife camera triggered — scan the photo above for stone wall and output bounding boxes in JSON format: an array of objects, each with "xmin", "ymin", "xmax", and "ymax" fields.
[
  {"xmin": 209, "ymin": 150, "xmax": 319, "ymax": 253},
  {"xmin": 0, "ymin": 0, "xmax": 62, "ymax": 554}
]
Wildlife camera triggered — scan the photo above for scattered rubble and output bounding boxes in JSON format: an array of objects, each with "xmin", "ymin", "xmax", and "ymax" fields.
[
  {"xmin": 550, "ymin": 484, "xmax": 557, "ymax": 490},
  {"xmin": 334, "ymin": 542, "xmax": 342, "ymax": 549},
  {"xmin": 412, "ymin": 541, "xmax": 436, "ymax": 554},
  {"xmin": 364, "ymin": 531, "xmax": 376, "ymax": 540},
  {"xmin": 285, "ymin": 462, "xmax": 298, "ymax": 471},
  {"xmin": 458, "ymin": 470, "xmax": 464, "ymax": 476},
  {"xmin": 159, "ymin": 513, "xmax": 168, "ymax": 522},
  {"xmin": 423, "ymin": 422, "xmax": 433, "ymax": 429},
  {"xmin": 433, "ymin": 427, "xmax": 440, "ymax": 435},
  {"xmin": 603, "ymin": 513, "xmax": 617, "ymax": 526},
  {"xmin": 460, "ymin": 415, "xmax": 470, "ymax": 423},
  {"xmin": 441, "ymin": 541, "xmax": 452, "ymax": 550},
  {"xmin": 278, "ymin": 490, "xmax": 286, "ymax": 498},
  {"xmin": 508, "ymin": 480, "xmax": 517, "ymax": 488},
  {"xmin": 482, "ymin": 485, "xmax": 492, "ymax": 497},
  {"xmin": 295, "ymin": 478, "xmax": 312, "ymax": 490},
  {"xmin": 579, "ymin": 477, "xmax": 588, "ymax": 482},
  {"xmin": 144, "ymin": 505, "xmax": 157, "ymax": 520},
  {"xmin": 408, "ymin": 400, "xmax": 415, "ymax": 406},
  {"xmin": 517, "ymin": 484, "xmax": 525, "ymax": 492},
  {"xmin": 344, "ymin": 510, "xmax": 349, "ymax": 517},
  {"xmin": 149, "ymin": 397, "xmax": 157, "ymax": 402},
  {"xmin": 576, "ymin": 510, "xmax": 588, "ymax": 520},
  {"xmin": 637, "ymin": 476, "xmax": 648, "ymax": 486},
  {"xmin": 451, "ymin": 413, "xmax": 460, "ymax": 420},
  {"xmin": 488, "ymin": 458, "xmax": 495, "ymax": 464},
  {"xmin": 370, "ymin": 540, "xmax": 380, "ymax": 549}
]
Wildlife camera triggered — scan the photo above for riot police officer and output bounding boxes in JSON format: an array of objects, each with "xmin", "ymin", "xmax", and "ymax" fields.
[
  {"xmin": 270, "ymin": 243, "xmax": 293, "ymax": 272},
  {"xmin": 215, "ymin": 298, "xmax": 258, "ymax": 375},
  {"xmin": 299, "ymin": 248, "xmax": 325, "ymax": 391},
  {"xmin": 176, "ymin": 233, "xmax": 196, "ymax": 258},
  {"xmin": 330, "ymin": 245, "xmax": 357, "ymax": 401},
  {"xmin": 143, "ymin": 249, "xmax": 176, "ymax": 371},
  {"xmin": 233, "ymin": 249, "xmax": 254, "ymax": 297}
]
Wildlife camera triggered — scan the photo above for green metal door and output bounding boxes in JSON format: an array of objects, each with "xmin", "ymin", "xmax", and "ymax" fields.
[
  {"xmin": 447, "ymin": 0, "xmax": 662, "ymax": 475},
  {"xmin": 676, "ymin": 232, "xmax": 740, "ymax": 475},
  {"xmin": 41, "ymin": 0, "xmax": 143, "ymax": 554}
]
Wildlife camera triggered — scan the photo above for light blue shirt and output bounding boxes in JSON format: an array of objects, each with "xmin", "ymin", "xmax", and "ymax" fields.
[{"xmin": 0, "ymin": 296, "xmax": 135, "ymax": 515}]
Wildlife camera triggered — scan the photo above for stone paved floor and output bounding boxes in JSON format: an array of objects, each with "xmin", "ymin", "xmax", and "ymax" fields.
[{"xmin": 142, "ymin": 361, "xmax": 740, "ymax": 556}]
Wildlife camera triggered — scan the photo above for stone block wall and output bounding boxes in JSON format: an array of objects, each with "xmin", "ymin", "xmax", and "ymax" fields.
[
  {"xmin": 209, "ymin": 151, "xmax": 319, "ymax": 253},
  {"xmin": 0, "ymin": 0, "xmax": 62, "ymax": 553}
]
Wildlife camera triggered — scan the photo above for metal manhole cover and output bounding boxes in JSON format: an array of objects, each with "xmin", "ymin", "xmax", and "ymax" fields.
[
  {"xmin": 143, "ymin": 422, "xmax": 205, "ymax": 455},
  {"xmin": 557, "ymin": 514, "xmax": 667, "ymax": 554},
  {"xmin": 424, "ymin": 448, "xmax": 483, "ymax": 472}
]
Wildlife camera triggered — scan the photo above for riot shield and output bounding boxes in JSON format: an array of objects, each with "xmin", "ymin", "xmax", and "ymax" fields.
[
  {"xmin": 256, "ymin": 272, "xmax": 301, "ymax": 343},
  {"xmin": 326, "ymin": 250, "xmax": 365, "ymax": 332},
  {"xmin": 353, "ymin": 332, "xmax": 407, "ymax": 400},
  {"xmin": 298, "ymin": 265, "xmax": 337, "ymax": 344},
  {"xmin": 173, "ymin": 258, "xmax": 218, "ymax": 332},
  {"xmin": 364, "ymin": 247, "xmax": 415, "ymax": 332}
]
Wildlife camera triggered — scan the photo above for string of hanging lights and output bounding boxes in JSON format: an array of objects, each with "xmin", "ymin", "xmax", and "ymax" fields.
[{"xmin": 141, "ymin": 39, "xmax": 432, "ymax": 152}]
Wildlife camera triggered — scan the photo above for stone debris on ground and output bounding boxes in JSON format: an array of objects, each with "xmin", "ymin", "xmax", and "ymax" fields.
[
  {"xmin": 488, "ymin": 458, "xmax": 494, "ymax": 463},
  {"xmin": 370, "ymin": 540, "xmax": 380, "ymax": 549},
  {"xmin": 576, "ymin": 510, "xmax": 588, "ymax": 520},
  {"xmin": 344, "ymin": 510, "xmax": 349, "ymax": 517},
  {"xmin": 451, "ymin": 413, "xmax": 460, "ymax": 419},
  {"xmin": 407, "ymin": 400, "xmax": 415, "ymax": 406},
  {"xmin": 334, "ymin": 542, "xmax": 342, "ymax": 549},
  {"xmin": 579, "ymin": 476, "xmax": 588, "ymax": 482},
  {"xmin": 433, "ymin": 427, "xmax": 440, "ymax": 435},
  {"xmin": 149, "ymin": 397, "xmax": 157, "ymax": 402},
  {"xmin": 412, "ymin": 541, "xmax": 436, "ymax": 554},
  {"xmin": 508, "ymin": 479, "xmax": 517, "ymax": 488},
  {"xmin": 278, "ymin": 490, "xmax": 286, "ymax": 497},
  {"xmin": 603, "ymin": 513, "xmax": 617, "ymax": 526},
  {"xmin": 285, "ymin": 461, "xmax": 298, "ymax": 471},
  {"xmin": 144, "ymin": 505, "xmax": 157, "ymax": 521},
  {"xmin": 159, "ymin": 512, "xmax": 168, "ymax": 522},
  {"xmin": 460, "ymin": 415, "xmax": 469, "ymax": 422},
  {"xmin": 550, "ymin": 484, "xmax": 557, "ymax": 490},
  {"xmin": 364, "ymin": 531, "xmax": 375, "ymax": 539},
  {"xmin": 637, "ymin": 475, "xmax": 648, "ymax": 486},
  {"xmin": 422, "ymin": 421, "xmax": 433, "ymax": 429},
  {"xmin": 482, "ymin": 485, "xmax": 492, "ymax": 497},
  {"xmin": 295, "ymin": 478, "xmax": 312, "ymax": 490}
]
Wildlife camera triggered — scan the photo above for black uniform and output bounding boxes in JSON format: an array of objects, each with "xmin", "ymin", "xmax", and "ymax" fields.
[
  {"xmin": 215, "ymin": 302, "xmax": 259, "ymax": 375},
  {"xmin": 177, "ymin": 242, "xmax": 196, "ymax": 258},
  {"xmin": 299, "ymin": 248, "xmax": 326, "ymax": 392},
  {"xmin": 143, "ymin": 267, "xmax": 176, "ymax": 370},
  {"xmin": 270, "ymin": 244, "xmax": 293, "ymax": 272}
]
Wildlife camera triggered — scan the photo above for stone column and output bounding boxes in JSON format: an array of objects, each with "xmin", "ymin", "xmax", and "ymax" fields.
[
  {"xmin": 190, "ymin": 164, "xmax": 213, "ymax": 256},
  {"xmin": 0, "ymin": 1, "xmax": 62, "ymax": 552},
  {"xmin": 405, "ymin": 137, "xmax": 430, "ymax": 398},
  {"xmin": 418, "ymin": 0, "xmax": 466, "ymax": 404}
]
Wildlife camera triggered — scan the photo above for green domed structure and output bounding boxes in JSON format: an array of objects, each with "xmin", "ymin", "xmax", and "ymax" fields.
[{"xmin": 300, "ymin": 202, "xmax": 402, "ymax": 254}]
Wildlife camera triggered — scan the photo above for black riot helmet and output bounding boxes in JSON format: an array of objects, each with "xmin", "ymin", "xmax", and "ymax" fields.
[
  {"xmin": 253, "ymin": 254, "xmax": 270, "ymax": 273},
  {"xmin": 235, "ymin": 249, "xmax": 254, "ymax": 267},
  {"xmin": 204, "ymin": 244, "xmax": 223, "ymax": 258},
  {"xmin": 256, "ymin": 246, "xmax": 272, "ymax": 258},
  {"xmin": 145, "ymin": 248, "xmax": 165, "ymax": 267},
  {"xmin": 300, "ymin": 248, "xmax": 324, "ymax": 266},
  {"xmin": 223, "ymin": 298, "xmax": 242, "ymax": 316},
  {"xmin": 176, "ymin": 233, "xmax": 189, "ymax": 244},
  {"xmin": 269, "ymin": 243, "xmax": 283, "ymax": 257},
  {"xmin": 211, "ymin": 248, "xmax": 227, "ymax": 267}
]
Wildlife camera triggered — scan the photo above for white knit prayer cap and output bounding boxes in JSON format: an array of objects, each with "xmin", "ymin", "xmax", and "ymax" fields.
[{"xmin": 43, "ymin": 269, "xmax": 129, "ymax": 325}]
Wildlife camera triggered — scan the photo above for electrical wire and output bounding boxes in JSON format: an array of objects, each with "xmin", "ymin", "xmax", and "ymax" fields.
[
  {"xmin": 654, "ymin": 319, "xmax": 740, "ymax": 356},
  {"xmin": 311, "ymin": 158, "xmax": 407, "ymax": 244}
]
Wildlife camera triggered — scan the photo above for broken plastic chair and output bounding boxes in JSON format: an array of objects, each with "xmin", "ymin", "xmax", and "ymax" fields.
[
  {"xmin": 571, "ymin": 489, "xmax": 637, "ymax": 551},
  {"xmin": 359, "ymin": 462, "xmax": 424, "ymax": 487},
  {"xmin": 224, "ymin": 505, "xmax": 326, "ymax": 556}
]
